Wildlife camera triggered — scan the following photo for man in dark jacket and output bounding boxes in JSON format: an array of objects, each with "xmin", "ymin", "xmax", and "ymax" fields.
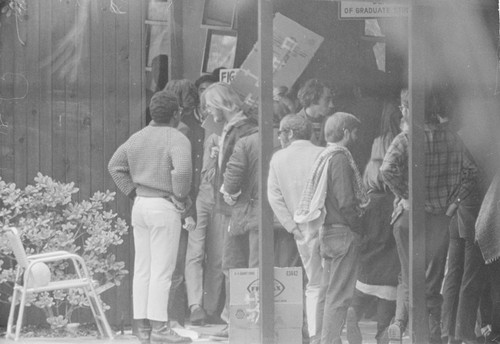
[
  {"xmin": 313, "ymin": 113, "xmax": 366, "ymax": 344},
  {"xmin": 222, "ymin": 132, "xmax": 260, "ymax": 267},
  {"xmin": 162, "ymin": 80, "xmax": 201, "ymax": 327},
  {"xmin": 202, "ymin": 83, "xmax": 257, "ymax": 339}
]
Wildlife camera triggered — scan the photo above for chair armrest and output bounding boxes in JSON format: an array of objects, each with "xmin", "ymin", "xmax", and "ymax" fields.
[
  {"xmin": 24, "ymin": 253, "xmax": 91, "ymax": 284},
  {"xmin": 27, "ymin": 253, "xmax": 86, "ymax": 267},
  {"xmin": 28, "ymin": 251, "xmax": 73, "ymax": 259}
]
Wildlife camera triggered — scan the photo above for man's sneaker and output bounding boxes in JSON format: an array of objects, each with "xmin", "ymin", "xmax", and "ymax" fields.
[
  {"xmin": 309, "ymin": 335, "xmax": 321, "ymax": 344},
  {"xmin": 189, "ymin": 305, "xmax": 207, "ymax": 326},
  {"xmin": 346, "ymin": 307, "xmax": 362, "ymax": 344},
  {"xmin": 210, "ymin": 326, "xmax": 229, "ymax": 341},
  {"xmin": 151, "ymin": 324, "xmax": 192, "ymax": 344},
  {"xmin": 388, "ymin": 321, "xmax": 404, "ymax": 344}
]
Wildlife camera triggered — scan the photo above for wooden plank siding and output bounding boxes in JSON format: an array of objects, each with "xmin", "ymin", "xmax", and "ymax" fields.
[
  {"xmin": 13, "ymin": 2, "xmax": 28, "ymax": 189},
  {"xmin": 0, "ymin": 0, "xmax": 146, "ymax": 326},
  {"xmin": 115, "ymin": 0, "xmax": 133, "ymax": 327},
  {"xmin": 25, "ymin": 0, "xmax": 41, "ymax": 184},
  {"xmin": 0, "ymin": 14, "xmax": 16, "ymax": 182},
  {"xmin": 50, "ymin": 0, "xmax": 67, "ymax": 184}
]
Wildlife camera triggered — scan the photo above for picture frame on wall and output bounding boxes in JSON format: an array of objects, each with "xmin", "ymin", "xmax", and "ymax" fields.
[
  {"xmin": 201, "ymin": 0, "xmax": 238, "ymax": 30},
  {"xmin": 201, "ymin": 29, "xmax": 238, "ymax": 74}
]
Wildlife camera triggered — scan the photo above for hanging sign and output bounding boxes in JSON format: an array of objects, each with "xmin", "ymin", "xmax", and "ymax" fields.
[
  {"xmin": 340, "ymin": 1, "xmax": 408, "ymax": 19},
  {"xmin": 219, "ymin": 69, "xmax": 240, "ymax": 84}
]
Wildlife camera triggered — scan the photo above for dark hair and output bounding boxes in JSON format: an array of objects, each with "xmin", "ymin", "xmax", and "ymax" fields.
[
  {"xmin": 426, "ymin": 86, "xmax": 452, "ymax": 122},
  {"xmin": 280, "ymin": 114, "xmax": 312, "ymax": 141},
  {"xmin": 195, "ymin": 74, "xmax": 218, "ymax": 89},
  {"xmin": 379, "ymin": 101, "xmax": 401, "ymax": 141},
  {"xmin": 363, "ymin": 159, "xmax": 386, "ymax": 192},
  {"xmin": 163, "ymin": 79, "xmax": 199, "ymax": 109},
  {"xmin": 212, "ymin": 67, "xmax": 226, "ymax": 82},
  {"xmin": 149, "ymin": 91, "xmax": 179, "ymax": 124},
  {"xmin": 324, "ymin": 112, "xmax": 361, "ymax": 143},
  {"xmin": 298, "ymin": 79, "xmax": 329, "ymax": 109}
]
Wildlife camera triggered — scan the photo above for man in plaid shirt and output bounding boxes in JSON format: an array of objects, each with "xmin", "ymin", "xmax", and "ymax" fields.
[{"xmin": 380, "ymin": 89, "xmax": 478, "ymax": 344}]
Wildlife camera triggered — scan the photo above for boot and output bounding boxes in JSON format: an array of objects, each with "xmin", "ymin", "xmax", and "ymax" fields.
[
  {"xmin": 135, "ymin": 319, "xmax": 151, "ymax": 344},
  {"xmin": 429, "ymin": 312, "xmax": 442, "ymax": 344},
  {"xmin": 346, "ymin": 307, "xmax": 362, "ymax": 344},
  {"xmin": 388, "ymin": 320, "xmax": 405, "ymax": 344},
  {"xmin": 189, "ymin": 305, "xmax": 207, "ymax": 326}
]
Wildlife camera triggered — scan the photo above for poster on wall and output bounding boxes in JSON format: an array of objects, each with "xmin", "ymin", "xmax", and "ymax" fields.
[
  {"xmin": 201, "ymin": 30, "xmax": 238, "ymax": 74},
  {"xmin": 230, "ymin": 13, "xmax": 324, "ymax": 111},
  {"xmin": 201, "ymin": 0, "xmax": 238, "ymax": 30}
]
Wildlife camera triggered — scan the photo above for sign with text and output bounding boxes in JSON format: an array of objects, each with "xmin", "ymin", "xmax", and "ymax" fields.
[
  {"xmin": 219, "ymin": 68, "xmax": 240, "ymax": 84},
  {"xmin": 230, "ymin": 13, "xmax": 324, "ymax": 112},
  {"xmin": 229, "ymin": 268, "xmax": 303, "ymax": 344},
  {"xmin": 340, "ymin": 1, "xmax": 408, "ymax": 19}
]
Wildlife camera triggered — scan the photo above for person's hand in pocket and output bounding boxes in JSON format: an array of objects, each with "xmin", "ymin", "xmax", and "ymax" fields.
[
  {"xmin": 292, "ymin": 227, "xmax": 305, "ymax": 241},
  {"xmin": 183, "ymin": 217, "xmax": 196, "ymax": 231}
]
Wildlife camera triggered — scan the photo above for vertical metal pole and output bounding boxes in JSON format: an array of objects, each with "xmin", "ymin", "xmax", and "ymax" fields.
[
  {"xmin": 258, "ymin": 0, "xmax": 275, "ymax": 343},
  {"xmin": 170, "ymin": 0, "xmax": 183, "ymax": 80},
  {"xmin": 408, "ymin": 2, "xmax": 428, "ymax": 343}
]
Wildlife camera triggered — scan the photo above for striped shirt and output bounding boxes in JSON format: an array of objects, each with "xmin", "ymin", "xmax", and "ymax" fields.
[{"xmin": 380, "ymin": 123, "xmax": 478, "ymax": 215}]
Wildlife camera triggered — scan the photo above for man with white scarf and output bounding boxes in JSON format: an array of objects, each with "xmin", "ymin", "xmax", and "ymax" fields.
[{"xmin": 295, "ymin": 112, "xmax": 367, "ymax": 344}]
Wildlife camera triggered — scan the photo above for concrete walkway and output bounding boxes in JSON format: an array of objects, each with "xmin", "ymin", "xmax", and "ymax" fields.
[
  {"xmin": 0, "ymin": 322, "xmax": 412, "ymax": 343},
  {"xmin": 0, "ymin": 325, "xmax": 228, "ymax": 344}
]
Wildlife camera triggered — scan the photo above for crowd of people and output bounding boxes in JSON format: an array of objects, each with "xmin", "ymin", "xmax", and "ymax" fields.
[{"xmin": 108, "ymin": 73, "xmax": 500, "ymax": 344}]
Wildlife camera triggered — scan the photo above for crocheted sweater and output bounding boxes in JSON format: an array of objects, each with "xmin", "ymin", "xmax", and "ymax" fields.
[{"xmin": 108, "ymin": 123, "xmax": 192, "ymax": 199}]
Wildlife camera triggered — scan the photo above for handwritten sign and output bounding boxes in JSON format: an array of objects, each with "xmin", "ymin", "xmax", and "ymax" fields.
[
  {"xmin": 340, "ymin": 1, "xmax": 408, "ymax": 19},
  {"xmin": 231, "ymin": 13, "xmax": 324, "ymax": 112},
  {"xmin": 219, "ymin": 68, "xmax": 240, "ymax": 84}
]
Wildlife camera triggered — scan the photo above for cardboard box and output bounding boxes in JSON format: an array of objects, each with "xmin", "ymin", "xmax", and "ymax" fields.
[
  {"xmin": 229, "ymin": 267, "xmax": 303, "ymax": 344},
  {"xmin": 230, "ymin": 13, "xmax": 324, "ymax": 111}
]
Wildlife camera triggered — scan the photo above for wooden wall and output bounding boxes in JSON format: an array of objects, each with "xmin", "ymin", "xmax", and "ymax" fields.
[{"xmin": 0, "ymin": 0, "xmax": 146, "ymax": 326}]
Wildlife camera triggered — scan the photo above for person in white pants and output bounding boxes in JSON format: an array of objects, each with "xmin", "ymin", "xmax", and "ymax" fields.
[
  {"xmin": 108, "ymin": 91, "xmax": 193, "ymax": 344},
  {"xmin": 267, "ymin": 114, "xmax": 324, "ymax": 340}
]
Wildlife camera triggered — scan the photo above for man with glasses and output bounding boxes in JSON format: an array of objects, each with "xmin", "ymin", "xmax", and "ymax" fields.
[
  {"xmin": 297, "ymin": 79, "xmax": 335, "ymax": 146},
  {"xmin": 381, "ymin": 89, "xmax": 478, "ymax": 344},
  {"xmin": 268, "ymin": 114, "xmax": 324, "ymax": 341}
]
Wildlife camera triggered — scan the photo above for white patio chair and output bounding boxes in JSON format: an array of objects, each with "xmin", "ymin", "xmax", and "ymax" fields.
[{"xmin": 4, "ymin": 227, "xmax": 114, "ymax": 341}]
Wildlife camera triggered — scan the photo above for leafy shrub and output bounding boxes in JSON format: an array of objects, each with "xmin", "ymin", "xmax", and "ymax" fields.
[{"xmin": 0, "ymin": 173, "xmax": 128, "ymax": 329}]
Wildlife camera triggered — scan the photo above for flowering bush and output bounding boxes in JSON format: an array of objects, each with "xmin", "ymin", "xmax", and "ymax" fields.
[
  {"xmin": 0, "ymin": 0, "xmax": 25, "ymax": 19},
  {"xmin": 0, "ymin": 173, "xmax": 128, "ymax": 329}
]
